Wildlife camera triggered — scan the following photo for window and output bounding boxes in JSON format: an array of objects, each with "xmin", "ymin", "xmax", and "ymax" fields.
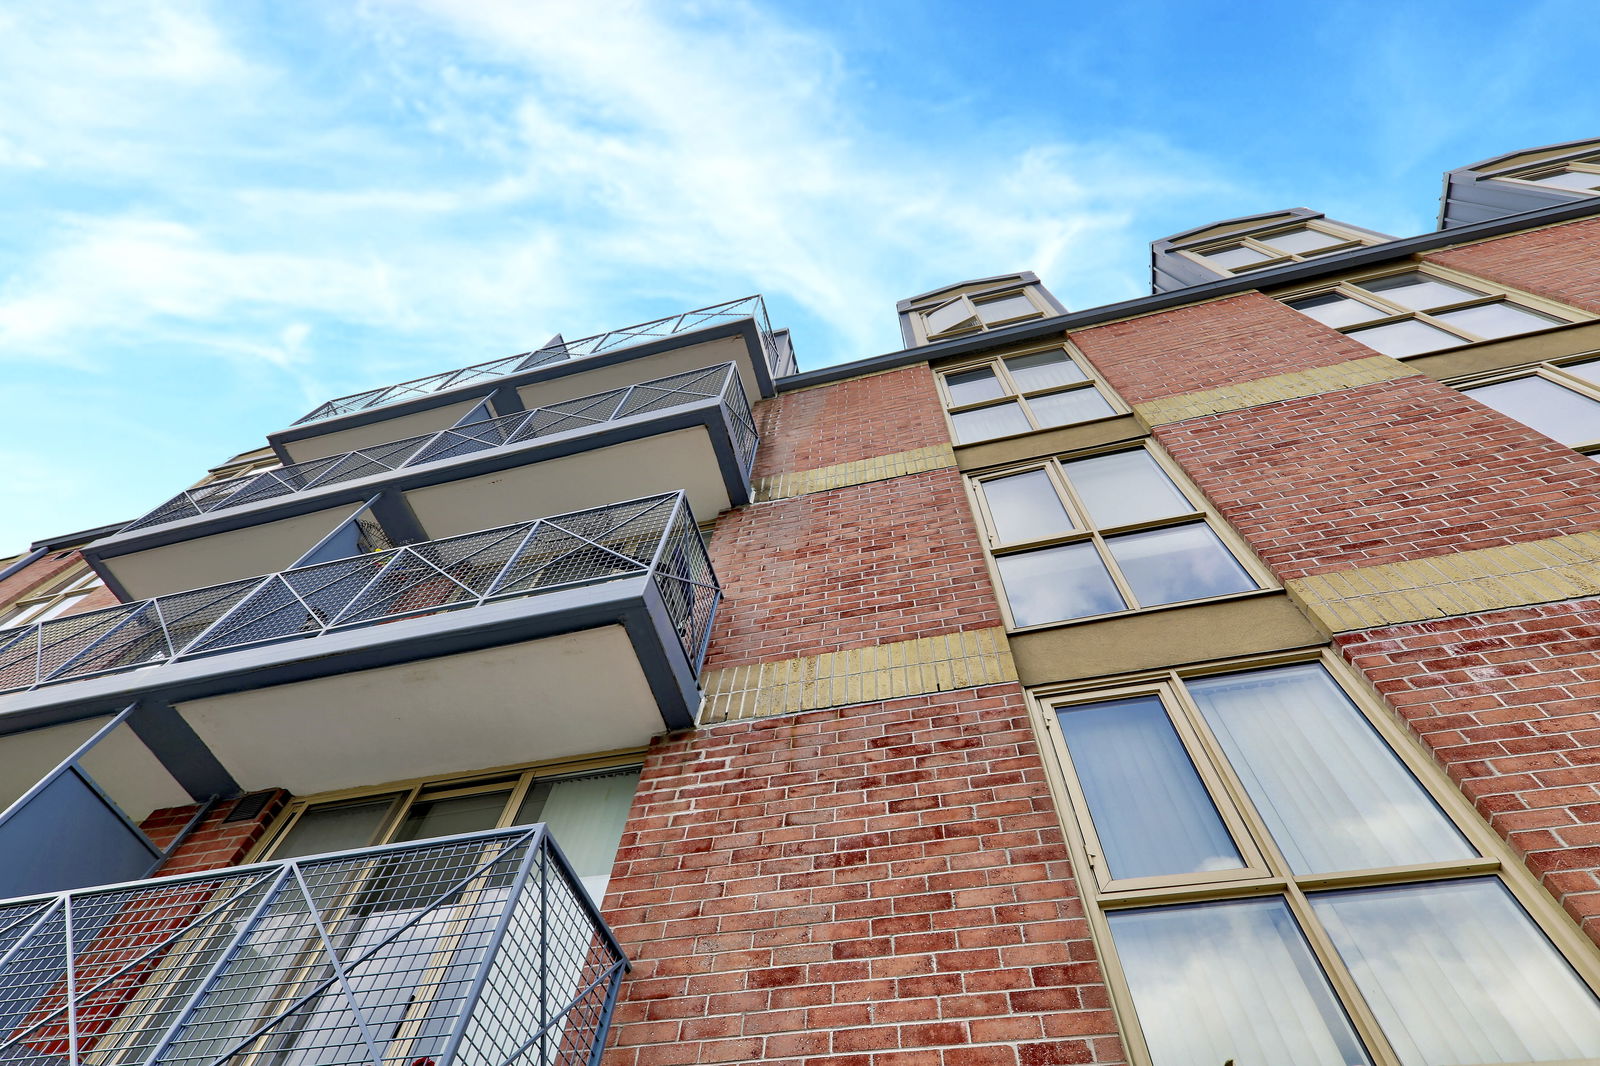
[
  {"xmin": 940, "ymin": 346, "xmax": 1123, "ymax": 444},
  {"xmin": 1186, "ymin": 220, "xmax": 1378, "ymax": 275},
  {"xmin": 0, "ymin": 563, "xmax": 106, "ymax": 629},
  {"xmin": 922, "ymin": 288, "xmax": 1046, "ymax": 340},
  {"xmin": 1498, "ymin": 152, "xmax": 1600, "ymax": 195},
  {"xmin": 198, "ymin": 452, "xmax": 283, "ymax": 487},
  {"xmin": 1036, "ymin": 658, "xmax": 1600, "ymax": 1066},
  {"xmin": 970, "ymin": 446, "xmax": 1263, "ymax": 628},
  {"xmin": 1461, "ymin": 354, "xmax": 1600, "ymax": 456},
  {"xmin": 1283, "ymin": 267, "xmax": 1579, "ymax": 358},
  {"xmin": 258, "ymin": 762, "xmax": 641, "ymax": 900}
]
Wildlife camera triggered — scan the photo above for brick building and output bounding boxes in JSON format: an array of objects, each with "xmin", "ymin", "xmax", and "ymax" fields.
[{"xmin": 6, "ymin": 137, "xmax": 1600, "ymax": 1066}]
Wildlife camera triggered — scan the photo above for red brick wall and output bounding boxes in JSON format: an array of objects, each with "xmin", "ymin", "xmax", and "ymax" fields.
[
  {"xmin": 1425, "ymin": 216, "xmax": 1600, "ymax": 315},
  {"xmin": 140, "ymin": 790, "xmax": 289, "ymax": 877},
  {"xmin": 1337, "ymin": 600, "xmax": 1600, "ymax": 942},
  {"xmin": 1069, "ymin": 292, "xmax": 1377, "ymax": 405},
  {"xmin": 754, "ymin": 367, "xmax": 948, "ymax": 480},
  {"xmin": 601, "ymin": 685, "xmax": 1126, "ymax": 1066},
  {"xmin": 1153, "ymin": 374, "xmax": 1600, "ymax": 579},
  {"xmin": 0, "ymin": 549, "xmax": 121, "ymax": 617},
  {"xmin": 703, "ymin": 469, "xmax": 1001, "ymax": 669}
]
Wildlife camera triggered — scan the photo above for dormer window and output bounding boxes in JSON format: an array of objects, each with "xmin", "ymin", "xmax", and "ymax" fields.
[
  {"xmin": 923, "ymin": 289, "xmax": 1046, "ymax": 340},
  {"xmin": 897, "ymin": 272, "xmax": 1065, "ymax": 348},
  {"xmin": 1504, "ymin": 158, "xmax": 1600, "ymax": 194},
  {"xmin": 1188, "ymin": 221, "xmax": 1373, "ymax": 275}
]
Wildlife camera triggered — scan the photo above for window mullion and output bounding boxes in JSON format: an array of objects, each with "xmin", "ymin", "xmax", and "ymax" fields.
[
  {"xmin": 1413, "ymin": 310, "xmax": 1484, "ymax": 343},
  {"xmin": 1281, "ymin": 882, "xmax": 1406, "ymax": 1066}
]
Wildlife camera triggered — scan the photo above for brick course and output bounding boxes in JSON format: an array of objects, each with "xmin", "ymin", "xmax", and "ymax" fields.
[
  {"xmin": 1153, "ymin": 374, "xmax": 1600, "ymax": 580},
  {"xmin": 753, "ymin": 367, "xmax": 949, "ymax": 481},
  {"xmin": 600, "ymin": 685, "xmax": 1126, "ymax": 1066},
  {"xmin": 139, "ymin": 789, "xmax": 289, "ymax": 877},
  {"xmin": 703, "ymin": 469, "xmax": 1002, "ymax": 670},
  {"xmin": 1425, "ymin": 216, "xmax": 1600, "ymax": 314},
  {"xmin": 1069, "ymin": 292, "xmax": 1378, "ymax": 405},
  {"xmin": 1338, "ymin": 599, "xmax": 1600, "ymax": 942},
  {"xmin": 0, "ymin": 549, "xmax": 121, "ymax": 618}
]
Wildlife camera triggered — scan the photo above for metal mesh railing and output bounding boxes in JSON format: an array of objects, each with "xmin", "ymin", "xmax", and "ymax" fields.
[
  {"xmin": 0, "ymin": 494, "xmax": 719, "ymax": 695},
  {"xmin": 127, "ymin": 364, "xmax": 757, "ymax": 534},
  {"xmin": 0, "ymin": 826, "xmax": 626, "ymax": 1066},
  {"xmin": 295, "ymin": 295, "xmax": 788, "ymax": 427}
]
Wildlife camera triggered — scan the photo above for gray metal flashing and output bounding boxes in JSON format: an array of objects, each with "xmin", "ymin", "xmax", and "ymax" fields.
[
  {"xmin": 1437, "ymin": 139, "xmax": 1600, "ymax": 229},
  {"xmin": 128, "ymin": 698, "xmax": 242, "ymax": 801},
  {"xmin": 0, "ymin": 548, "xmax": 47, "ymax": 585},
  {"xmin": 85, "ymin": 397, "xmax": 750, "ymax": 565},
  {"xmin": 0, "ymin": 574, "xmax": 701, "ymax": 738},
  {"xmin": 780, "ymin": 194, "xmax": 1600, "ymax": 393},
  {"xmin": 28, "ymin": 521, "xmax": 134, "ymax": 554},
  {"xmin": 268, "ymin": 318, "xmax": 773, "ymax": 453}
]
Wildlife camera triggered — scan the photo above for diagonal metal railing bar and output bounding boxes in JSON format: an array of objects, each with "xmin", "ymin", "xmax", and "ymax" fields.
[
  {"xmin": 291, "ymin": 294, "xmax": 781, "ymax": 427},
  {"xmin": 122, "ymin": 362, "xmax": 751, "ymax": 536},
  {"xmin": 3, "ymin": 493, "xmax": 719, "ymax": 695},
  {"xmin": 0, "ymin": 827, "xmax": 626, "ymax": 1066}
]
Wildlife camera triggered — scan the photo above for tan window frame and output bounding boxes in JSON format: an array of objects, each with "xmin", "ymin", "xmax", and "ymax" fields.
[
  {"xmin": 966, "ymin": 442, "xmax": 1272, "ymax": 631},
  {"xmin": 1494, "ymin": 154, "xmax": 1600, "ymax": 195},
  {"xmin": 1181, "ymin": 219, "xmax": 1376, "ymax": 275},
  {"xmin": 919, "ymin": 287, "xmax": 1049, "ymax": 341},
  {"xmin": 937, "ymin": 343, "xmax": 1127, "ymax": 444},
  {"xmin": 1455, "ymin": 350, "xmax": 1600, "ymax": 455},
  {"xmin": 1027, "ymin": 648, "xmax": 1600, "ymax": 1066},
  {"xmin": 0, "ymin": 563, "xmax": 106, "ymax": 629}
]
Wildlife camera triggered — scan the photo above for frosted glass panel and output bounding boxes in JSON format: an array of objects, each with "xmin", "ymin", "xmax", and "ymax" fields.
[
  {"xmin": 1468, "ymin": 377, "xmax": 1600, "ymax": 446},
  {"xmin": 1434, "ymin": 300, "xmax": 1562, "ymax": 338},
  {"xmin": 1062, "ymin": 450, "xmax": 1192, "ymax": 528},
  {"xmin": 1028, "ymin": 387, "xmax": 1115, "ymax": 427},
  {"xmin": 1290, "ymin": 293, "xmax": 1387, "ymax": 328},
  {"xmin": 524, "ymin": 769, "xmax": 641, "ymax": 901},
  {"xmin": 926, "ymin": 299, "xmax": 976, "ymax": 335},
  {"xmin": 1106, "ymin": 523, "xmax": 1255, "ymax": 606},
  {"xmin": 995, "ymin": 543, "xmax": 1123, "ymax": 624},
  {"xmin": 1530, "ymin": 169, "xmax": 1600, "ymax": 192},
  {"xmin": 1188, "ymin": 664, "xmax": 1474, "ymax": 874},
  {"xmin": 1313, "ymin": 878, "xmax": 1600, "ymax": 1066},
  {"xmin": 1202, "ymin": 245, "xmax": 1273, "ymax": 269},
  {"xmin": 980, "ymin": 470, "xmax": 1075, "ymax": 543},
  {"xmin": 975, "ymin": 293, "xmax": 1038, "ymax": 323},
  {"xmin": 1264, "ymin": 227, "xmax": 1346, "ymax": 255},
  {"xmin": 944, "ymin": 367, "xmax": 1005, "ymax": 406},
  {"xmin": 1347, "ymin": 319, "xmax": 1459, "ymax": 357},
  {"xmin": 951, "ymin": 402, "xmax": 1030, "ymax": 443},
  {"xmin": 1359, "ymin": 272, "xmax": 1480, "ymax": 310},
  {"xmin": 1055, "ymin": 696, "xmax": 1243, "ymax": 880},
  {"xmin": 1004, "ymin": 350, "xmax": 1086, "ymax": 391},
  {"xmin": 1111, "ymin": 899, "xmax": 1369, "ymax": 1066},
  {"xmin": 1563, "ymin": 357, "xmax": 1600, "ymax": 385}
]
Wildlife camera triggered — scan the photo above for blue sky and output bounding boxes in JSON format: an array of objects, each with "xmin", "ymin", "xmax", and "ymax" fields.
[{"xmin": 1, "ymin": 0, "xmax": 1597, "ymax": 554}]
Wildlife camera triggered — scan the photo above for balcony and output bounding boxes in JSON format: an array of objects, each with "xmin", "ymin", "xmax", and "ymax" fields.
[
  {"xmin": 273, "ymin": 295, "xmax": 794, "ymax": 465},
  {"xmin": 87, "ymin": 364, "xmax": 757, "ymax": 600},
  {"xmin": 0, "ymin": 825, "xmax": 626, "ymax": 1066},
  {"xmin": 0, "ymin": 494, "xmax": 715, "ymax": 798}
]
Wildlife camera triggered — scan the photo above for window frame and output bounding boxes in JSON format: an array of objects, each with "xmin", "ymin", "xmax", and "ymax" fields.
[
  {"xmin": 1278, "ymin": 262, "xmax": 1587, "ymax": 358},
  {"xmin": 1028, "ymin": 649, "xmax": 1600, "ymax": 1066},
  {"xmin": 0, "ymin": 563, "xmax": 107, "ymax": 630},
  {"xmin": 1455, "ymin": 349, "xmax": 1600, "ymax": 455},
  {"xmin": 966, "ymin": 442, "xmax": 1273, "ymax": 631},
  {"xmin": 920, "ymin": 287, "xmax": 1049, "ymax": 341},
  {"xmin": 1179, "ymin": 219, "xmax": 1378, "ymax": 276},
  {"xmin": 936, "ymin": 343, "xmax": 1129, "ymax": 445},
  {"xmin": 1494, "ymin": 155, "xmax": 1600, "ymax": 195}
]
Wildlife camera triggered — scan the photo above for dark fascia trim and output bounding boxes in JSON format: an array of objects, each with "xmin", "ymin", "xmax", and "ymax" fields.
[
  {"xmin": 896, "ymin": 272, "xmax": 1042, "ymax": 312},
  {"xmin": 269, "ymin": 319, "xmax": 772, "ymax": 458},
  {"xmin": 86, "ymin": 397, "xmax": 750, "ymax": 564},
  {"xmin": 780, "ymin": 194, "xmax": 1600, "ymax": 393},
  {"xmin": 29, "ymin": 521, "xmax": 136, "ymax": 554},
  {"xmin": 0, "ymin": 574, "xmax": 701, "ymax": 739}
]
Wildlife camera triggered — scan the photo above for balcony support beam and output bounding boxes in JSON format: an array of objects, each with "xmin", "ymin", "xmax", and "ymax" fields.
[
  {"xmin": 128, "ymin": 697, "xmax": 241, "ymax": 802},
  {"xmin": 487, "ymin": 383, "xmax": 525, "ymax": 417},
  {"xmin": 368, "ymin": 489, "xmax": 429, "ymax": 546}
]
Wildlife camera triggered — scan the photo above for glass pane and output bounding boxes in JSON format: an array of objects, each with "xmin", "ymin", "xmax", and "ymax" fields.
[
  {"xmin": 1028, "ymin": 387, "xmax": 1115, "ymax": 427},
  {"xmin": 526, "ymin": 769, "xmax": 641, "ymax": 899},
  {"xmin": 1202, "ymin": 245, "xmax": 1273, "ymax": 270},
  {"xmin": 944, "ymin": 367, "xmax": 1006, "ymax": 406},
  {"xmin": 1347, "ymin": 318, "xmax": 1460, "ymax": 357},
  {"xmin": 1061, "ymin": 450, "xmax": 1192, "ymax": 528},
  {"xmin": 1312, "ymin": 878, "xmax": 1600, "ymax": 1066},
  {"xmin": 975, "ymin": 292, "xmax": 1038, "ymax": 324},
  {"xmin": 1467, "ymin": 376, "xmax": 1600, "ymax": 446},
  {"xmin": 1433, "ymin": 300, "xmax": 1562, "ymax": 339},
  {"xmin": 1004, "ymin": 350, "xmax": 1086, "ymax": 392},
  {"xmin": 1262, "ymin": 227, "xmax": 1347, "ymax": 255},
  {"xmin": 270, "ymin": 796, "xmax": 401, "ymax": 859},
  {"xmin": 1110, "ymin": 899, "xmax": 1370, "ymax": 1066},
  {"xmin": 995, "ymin": 542, "xmax": 1124, "ymax": 625},
  {"xmin": 1289, "ymin": 293, "xmax": 1388, "ymax": 328},
  {"xmin": 1105, "ymin": 523, "xmax": 1256, "ymax": 607},
  {"xmin": 1529, "ymin": 169, "xmax": 1600, "ymax": 192},
  {"xmin": 1188, "ymin": 663, "xmax": 1474, "ymax": 875},
  {"xmin": 979, "ymin": 470, "xmax": 1076, "ymax": 543},
  {"xmin": 925, "ymin": 298, "xmax": 976, "ymax": 336},
  {"xmin": 1358, "ymin": 272, "xmax": 1481, "ymax": 310},
  {"xmin": 394, "ymin": 789, "xmax": 513, "ymax": 842},
  {"xmin": 950, "ymin": 401, "xmax": 1031, "ymax": 443},
  {"xmin": 1055, "ymin": 696, "xmax": 1243, "ymax": 880},
  {"xmin": 1563, "ymin": 357, "xmax": 1600, "ymax": 386}
]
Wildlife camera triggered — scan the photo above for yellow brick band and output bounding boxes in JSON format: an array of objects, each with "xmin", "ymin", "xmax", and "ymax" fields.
[
  {"xmin": 1289, "ymin": 531, "xmax": 1600, "ymax": 632},
  {"xmin": 698, "ymin": 626, "xmax": 1017, "ymax": 724},
  {"xmin": 753, "ymin": 444, "xmax": 956, "ymax": 502},
  {"xmin": 1134, "ymin": 355, "xmax": 1420, "ymax": 426}
]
